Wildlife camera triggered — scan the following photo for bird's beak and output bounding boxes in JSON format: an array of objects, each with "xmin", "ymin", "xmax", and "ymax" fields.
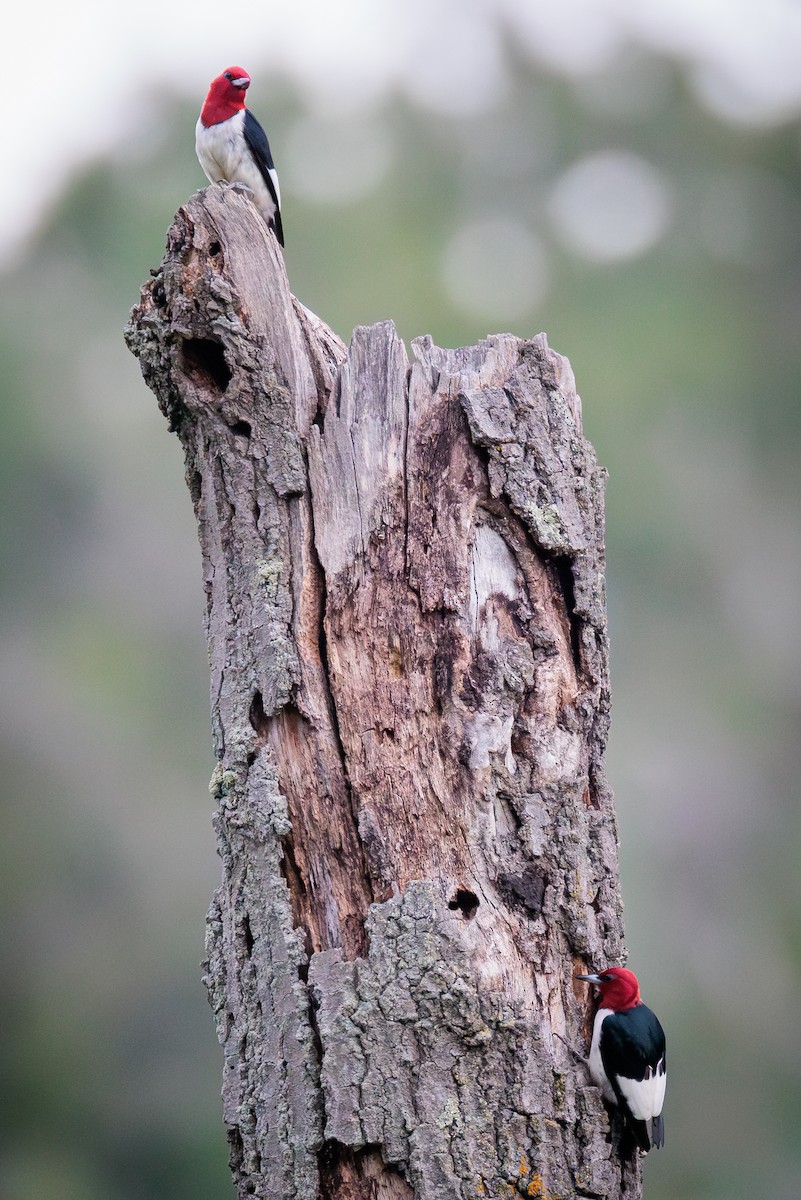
[
  {"xmin": 231, "ymin": 76, "xmax": 250, "ymax": 90},
  {"xmin": 575, "ymin": 973, "xmax": 603, "ymax": 984}
]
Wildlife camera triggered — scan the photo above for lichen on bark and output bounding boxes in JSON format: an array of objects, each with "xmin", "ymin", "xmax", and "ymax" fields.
[{"xmin": 126, "ymin": 185, "xmax": 641, "ymax": 1200}]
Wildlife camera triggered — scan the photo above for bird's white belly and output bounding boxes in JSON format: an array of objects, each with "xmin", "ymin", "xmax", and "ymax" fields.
[{"xmin": 195, "ymin": 112, "xmax": 277, "ymax": 221}]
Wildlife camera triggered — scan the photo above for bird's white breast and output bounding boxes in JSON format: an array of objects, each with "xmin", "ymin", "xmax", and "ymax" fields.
[
  {"xmin": 195, "ymin": 111, "xmax": 278, "ymax": 222},
  {"xmin": 588, "ymin": 1008, "xmax": 618, "ymax": 1104}
]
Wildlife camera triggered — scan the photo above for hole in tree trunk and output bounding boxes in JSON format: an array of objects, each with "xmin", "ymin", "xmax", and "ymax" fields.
[
  {"xmin": 319, "ymin": 1142, "xmax": 414, "ymax": 1199},
  {"xmin": 179, "ymin": 337, "xmax": 232, "ymax": 394},
  {"xmin": 242, "ymin": 914, "xmax": 254, "ymax": 957},
  {"xmin": 227, "ymin": 1125, "xmax": 244, "ymax": 1173},
  {"xmin": 228, "ymin": 419, "xmax": 251, "ymax": 439},
  {"xmin": 550, "ymin": 553, "xmax": 581, "ymax": 673},
  {"xmin": 249, "ymin": 691, "xmax": 268, "ymax": 741},
  {"xmin": 448, "ymin": 888, "xmax": 479, "ymax": 919}
]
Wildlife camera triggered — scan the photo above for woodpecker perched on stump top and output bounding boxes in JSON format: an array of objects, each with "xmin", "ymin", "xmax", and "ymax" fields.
[
  {"xmin": 195, "ymin": 66, "xmax": 284, "ymax": 246},
  {"xmin": 575, "ymin": 966, "xmax": 666, "ymax": 1153}
]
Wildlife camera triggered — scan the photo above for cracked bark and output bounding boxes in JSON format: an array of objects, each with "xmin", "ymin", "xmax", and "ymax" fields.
[{"xmin": 125, "ymin": 184, "xmax": 642, "ymax": 1200}]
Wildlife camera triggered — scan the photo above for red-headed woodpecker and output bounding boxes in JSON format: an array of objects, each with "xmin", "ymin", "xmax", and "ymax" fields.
[
  {"xmin": 576, "ymin": 966, "xmax": 666, "ymax": 1153},
  {"xmin": 196, "ymin": 66, "xmax": 284, "ymax": 246}
]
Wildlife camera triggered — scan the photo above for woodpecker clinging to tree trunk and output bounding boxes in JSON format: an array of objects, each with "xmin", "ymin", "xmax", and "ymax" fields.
[
  {"xmin": 195, "ymin": 66, "xmax": 284, "ymax": 246},
  {"xmin": 576, "ymin": 966, "xmax": 666, "ymax": 1153}
]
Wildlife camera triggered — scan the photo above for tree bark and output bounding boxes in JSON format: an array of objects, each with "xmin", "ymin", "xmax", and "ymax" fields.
[{"xmin": 125, "ymin": 184, "xmax": 641, "ymax": 1200}]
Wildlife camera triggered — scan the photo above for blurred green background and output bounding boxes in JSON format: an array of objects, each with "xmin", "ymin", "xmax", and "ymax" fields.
[{"xmin": 2, "ymin": 4, "xmax": 800, "ymax": 1198}]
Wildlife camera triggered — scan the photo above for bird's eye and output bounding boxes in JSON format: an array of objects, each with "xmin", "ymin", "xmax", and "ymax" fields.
[{"xmin": 224, "ymin": 72, "xmax": 233, "ymax": 81}]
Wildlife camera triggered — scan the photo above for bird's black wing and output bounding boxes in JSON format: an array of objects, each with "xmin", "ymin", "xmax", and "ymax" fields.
[
  {"xmin": 600, "ymin": 1006, "xmax": 666, "ymax": 1151},
  {"xmin": 243, "ymin": 108, "xmax": 284, "ymax": 246},
  {"xmin": 600, "ymin": 1005, "xmax": 666, "ymax": 1081}
]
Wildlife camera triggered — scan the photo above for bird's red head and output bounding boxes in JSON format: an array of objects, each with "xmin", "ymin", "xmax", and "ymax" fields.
[
  {"xmin": 575, "ymin": 966, "xmax": 642, "ymax": 1012},
  {"xmin": 200, "ymin": 67, "xmax": 251, "ymax": 126}
]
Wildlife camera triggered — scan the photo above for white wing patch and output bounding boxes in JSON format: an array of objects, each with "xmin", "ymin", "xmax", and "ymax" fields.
[
  {"xmin": 617, "ymin": 1055, "xmax": 666, "ymax": 1121},
  {"xmin": 268, "ymin": 165, "xmax": 281, "ymax": 209}
]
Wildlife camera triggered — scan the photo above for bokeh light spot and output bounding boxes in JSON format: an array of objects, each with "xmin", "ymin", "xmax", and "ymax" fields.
[
  {"xmin": 547, "ymin": 151, "xmax": 673, "ymax": 261},
  {"xmin": 441, "ymin": 218, "xmax": 550, "ymax": 322}
]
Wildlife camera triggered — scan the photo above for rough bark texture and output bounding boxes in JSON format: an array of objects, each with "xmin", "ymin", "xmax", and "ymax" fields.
[{"xmin": 125, "ymin": 184, "xmax": 642, "ymax": 1200}]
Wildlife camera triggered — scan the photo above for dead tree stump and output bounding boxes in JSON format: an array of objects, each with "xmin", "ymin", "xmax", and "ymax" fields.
[{"xmin": 125, "ymin": 184, "xmax": 641, "ymax": 1200}]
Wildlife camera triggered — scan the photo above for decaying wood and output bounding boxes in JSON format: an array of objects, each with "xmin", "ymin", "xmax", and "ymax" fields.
[{"xmin": 125, "ymin": 182, "xmax": 642, "ymax": 1200}]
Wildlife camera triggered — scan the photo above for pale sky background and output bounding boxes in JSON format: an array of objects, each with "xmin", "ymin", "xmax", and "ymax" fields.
[{"xmin": 4, "ymin": 0, "xmax": 801, "ymax": 266}]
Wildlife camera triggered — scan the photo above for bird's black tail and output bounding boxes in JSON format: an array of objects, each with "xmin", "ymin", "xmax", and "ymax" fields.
[
  {"xmin": 622, "ymin": 1117, "xmax": 653, "ymax": 1155},
  {"xmin": 623, "ymin": 1113, "xmax": 664, "ymax": 1155},
  {"xmin": 273, "ymin": 210, "xmax": 285, "ymax": 247}
]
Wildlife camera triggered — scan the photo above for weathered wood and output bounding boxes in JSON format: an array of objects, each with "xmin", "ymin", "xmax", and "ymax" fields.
[{"xmin": 125, "ymin": 182, "xmax": 641, "ymax": 1200}]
